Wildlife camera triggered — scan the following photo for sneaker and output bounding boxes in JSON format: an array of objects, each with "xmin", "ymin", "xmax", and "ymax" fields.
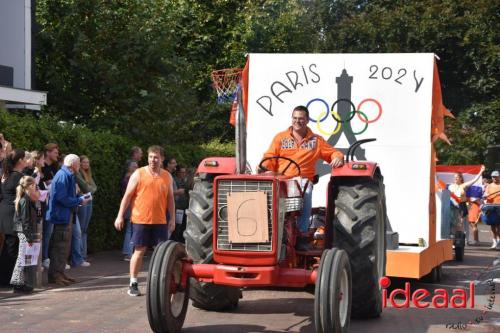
[
  {"xmin": 42, "ymin": 258, "xmax": 50, "ymax": 269},
  {"xmin": 80, "ymin": 261, "xmax": 91, "ymax": 267},
  {"xmin": 128, "ymin": 282, "xmax": 141, "ymax": 296},
  {"xmin": 62, "ymin": 273, "xmax": 76, "ymax": 283},
  {"xmin": 491, "ymin": 239, "xmax": 498, "ymax": 249},
  {"xmin": 123, "ymin": 256, "xmax": 131, "ymax": 262},
  {"xmin": 65, "ymin": 264, "xmax": 71, "ymax": 270},
  {"xmin": 13, "ymin": 285, "xmax": 33, "ymax": 294},
  {"xmin": 49, "ymin": 276, "xmax": 70, "ymax": 287},
  {"xmin": 468, "ymin": 240, "xmax": 478, "ymax": 246}
]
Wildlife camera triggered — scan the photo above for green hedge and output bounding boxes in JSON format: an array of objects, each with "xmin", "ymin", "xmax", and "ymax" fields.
[{"xmin": 0, "ymin": 109, "xmax": 234, "ymax": 252}]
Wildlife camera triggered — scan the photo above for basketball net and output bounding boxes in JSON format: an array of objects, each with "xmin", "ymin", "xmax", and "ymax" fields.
[{"xmin": 211, "ymin": 68, "xmax": 243, "ymax": 104}]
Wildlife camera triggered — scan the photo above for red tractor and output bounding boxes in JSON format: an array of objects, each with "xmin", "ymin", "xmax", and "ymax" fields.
[{"xmin": 146, "ymin": 72, "xmax": 387, "ymax": 333}]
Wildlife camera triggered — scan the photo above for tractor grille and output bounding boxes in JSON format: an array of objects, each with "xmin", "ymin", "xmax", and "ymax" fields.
[{"xmin": 216, "ymin": 180, "xmax": 273, "ymax": 252}]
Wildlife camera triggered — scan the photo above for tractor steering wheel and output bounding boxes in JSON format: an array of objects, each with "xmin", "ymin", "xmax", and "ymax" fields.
[{"xmin": 258, "ymin": 156, "xmax": 301, "ymax": 177}]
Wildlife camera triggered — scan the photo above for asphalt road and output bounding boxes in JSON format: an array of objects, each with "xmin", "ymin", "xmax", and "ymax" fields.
[{"xmin": 1, "ymin": 224, "xmax": 499, "ymax": 333}]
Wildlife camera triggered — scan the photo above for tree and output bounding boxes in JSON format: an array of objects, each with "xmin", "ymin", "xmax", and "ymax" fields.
[
  {"xmin": 437, "ymin": 99, "xmax": 499, "ymax": 164},
  {"xmin": 36, "ymin": 0, "xmax": 196, "ymax": 144}
]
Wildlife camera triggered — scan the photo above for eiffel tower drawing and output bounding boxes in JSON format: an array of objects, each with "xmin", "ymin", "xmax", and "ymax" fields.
[{"xmin": 316, "ymin": 69, "xmax": 365, "ymax": 177}]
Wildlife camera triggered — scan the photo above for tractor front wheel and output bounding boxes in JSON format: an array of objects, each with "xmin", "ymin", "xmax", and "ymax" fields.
[
  {"xmin": 314, "ymin": 248, "xmax": 352, "ymax": 333},
  {"xmin": 147, "ymin": 241, "xmax": 189, "ymax": 333}
]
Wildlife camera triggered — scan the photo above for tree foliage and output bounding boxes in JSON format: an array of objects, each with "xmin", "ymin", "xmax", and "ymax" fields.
[
  {"xmin": 36, "ymin": 0, "xmax": 196, "ymax": 144},
  {"xmin": 436, "ymin": 100, "xmax": 499, "ymax": 164},
  {"xmin": 34, "ymin": 0, "xmax": 498, "ymax": 164}
]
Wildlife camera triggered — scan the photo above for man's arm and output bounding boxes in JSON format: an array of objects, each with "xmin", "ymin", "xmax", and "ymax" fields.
[
  {"xmin": 260, "ymin": 134, "xmax": 281, "ymax": 172},
  {"xmin": 318, "ymin": 136, "xmax": 344, "ymax": 168},
  {"xmin": 114, "ymin": 170, "xmax": 140, "ymax": 231},
  {"xmin": 167, "ymin": 182, "xmax": 176, "ymax": 233},
  {"xmin": 53, "ymin": 177, "xmax": 81, "ymax": 208}
]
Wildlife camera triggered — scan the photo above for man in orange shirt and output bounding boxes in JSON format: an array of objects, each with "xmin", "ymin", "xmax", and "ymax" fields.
[
  {"xmin": 114, "ymin": 145, "xmax": 175, "ymax": 296},
  {"xmin": 260, "ymin": 105, "xmax": 344, "ymax": 249}
]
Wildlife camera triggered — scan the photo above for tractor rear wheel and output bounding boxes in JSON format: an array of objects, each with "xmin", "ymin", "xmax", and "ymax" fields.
[
  {"xmin": 184, "ymin": 175, "xmax": 242, "ymax": 311},
  {"xmin": 332, "ymin": 176, "xmax": 386, "ymax": 318}
]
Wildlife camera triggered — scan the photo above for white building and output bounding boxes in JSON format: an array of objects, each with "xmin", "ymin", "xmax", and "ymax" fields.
[{"xmin": 0, "ymin": 0, "xmax": 47, "ymax": 109}]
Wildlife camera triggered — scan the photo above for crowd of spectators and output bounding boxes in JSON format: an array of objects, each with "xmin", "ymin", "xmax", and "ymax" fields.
[
  {"xmin": 0, "ymin": 134, "xmax": 96, "ymax": 292},
  {"xmin": 444, "ymin": 167, "xmax": 500, "ymax": 249}
]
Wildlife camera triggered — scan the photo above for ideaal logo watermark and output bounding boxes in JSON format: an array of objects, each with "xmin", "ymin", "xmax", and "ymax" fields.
[
  {"xmin": 379, "ymin": 276, "xmax": 475, "ymax": 309},
  {"xmin": 379, "ymin": 276, "xmax": 496, "ymax": 330},
  {"xmin": 446, "ymin": 278, "xmax": 496, "ymax": 330},
  {"xmin": 445, "ymin": 322, "xmax": 469, "ymax": 330}
]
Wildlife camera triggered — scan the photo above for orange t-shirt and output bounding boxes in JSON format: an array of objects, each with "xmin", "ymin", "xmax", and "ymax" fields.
[
  {"xmin": 262, "ymin": 127, "xmax": 343, "ymax": 181},
  {"xmin": 485, "ymin": 183, "xmax": 500, "ymax": 204},
  {"xmin": 131, "ymin": 167, "xmax": 172, "ymax": 224}
]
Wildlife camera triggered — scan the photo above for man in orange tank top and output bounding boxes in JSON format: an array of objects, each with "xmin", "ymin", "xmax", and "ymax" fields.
[{"xmin": 114, "ymin": 145, "xmax": 175, "ymax": 296}]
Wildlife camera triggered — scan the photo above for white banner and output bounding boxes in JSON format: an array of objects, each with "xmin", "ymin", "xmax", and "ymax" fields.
[{"xmin": 246, "ymin": 53, "xmax": 435, "ymax": 243}]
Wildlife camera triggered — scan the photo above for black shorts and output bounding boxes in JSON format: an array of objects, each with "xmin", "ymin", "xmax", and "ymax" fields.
[
  {"xmin": 130, "ymin": 223, "xmax": 168, "ymax": 248},
  {"xmin": 459, "ymin": 202, "xmax": 468, "ymax": 218}
]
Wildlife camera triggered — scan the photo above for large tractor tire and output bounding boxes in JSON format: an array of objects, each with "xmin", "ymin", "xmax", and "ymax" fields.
[
  {"xmin": 184, "ymin": 175, "xmax": 242, "ymax": 311},
  {"xmin": 332, "ymin": 176, "xmax": 386, "ymax": 318}
]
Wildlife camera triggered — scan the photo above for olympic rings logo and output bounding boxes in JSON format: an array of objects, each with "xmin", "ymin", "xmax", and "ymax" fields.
[{"xmin": 306, "ymin": 98, "xmax": 383, "ymax": 136}]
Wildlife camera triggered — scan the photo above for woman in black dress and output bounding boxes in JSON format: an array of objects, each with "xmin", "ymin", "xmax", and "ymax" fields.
[{"xmin": 0, "ymin": 149, "xmax": 27, "ymax": 285}]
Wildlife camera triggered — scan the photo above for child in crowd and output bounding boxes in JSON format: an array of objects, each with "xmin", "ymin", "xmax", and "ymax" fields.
[{"xmin": 10, "ymin": 176, "xmax": 39, "ymax": 293}]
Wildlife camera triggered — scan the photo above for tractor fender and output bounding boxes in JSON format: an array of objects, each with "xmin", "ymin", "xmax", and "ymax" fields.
[
  {"xmin": 197, "ymin": 157, "xmax": 236, "ymax": 175},
  {"xmin": 331, "ymin": 161, "xmax": 378, "ymax": 178}
]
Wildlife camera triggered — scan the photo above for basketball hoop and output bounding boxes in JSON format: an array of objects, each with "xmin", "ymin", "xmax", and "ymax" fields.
[{"xmin": 211, "ymin": 68, "xmax": 243, "ymax": 104}]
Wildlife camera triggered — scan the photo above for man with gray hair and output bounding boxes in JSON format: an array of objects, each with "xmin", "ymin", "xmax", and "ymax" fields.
[{"xmin": 46, "ymin": 154, "xmax": 90, "ymax": 286}]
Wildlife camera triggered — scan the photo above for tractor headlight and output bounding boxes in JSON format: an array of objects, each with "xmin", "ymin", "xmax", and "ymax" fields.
[
  {"xmin": 204, "ymin": 160, "xmax": 219, "ymax": 167},
  {"xmin": 351, "ymin": 163, "xmax": 367, "ymax": 170}
]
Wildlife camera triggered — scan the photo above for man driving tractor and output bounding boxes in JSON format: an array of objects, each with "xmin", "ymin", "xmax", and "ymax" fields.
[{"xmin": 259, "ymin": 105, "xmax": 344, "ymax": 250}]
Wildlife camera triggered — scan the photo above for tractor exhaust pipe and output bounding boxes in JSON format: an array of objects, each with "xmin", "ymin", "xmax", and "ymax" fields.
[{"xmin": 235, "ymin": 88, "xmax": 246, "ymax": 174}]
